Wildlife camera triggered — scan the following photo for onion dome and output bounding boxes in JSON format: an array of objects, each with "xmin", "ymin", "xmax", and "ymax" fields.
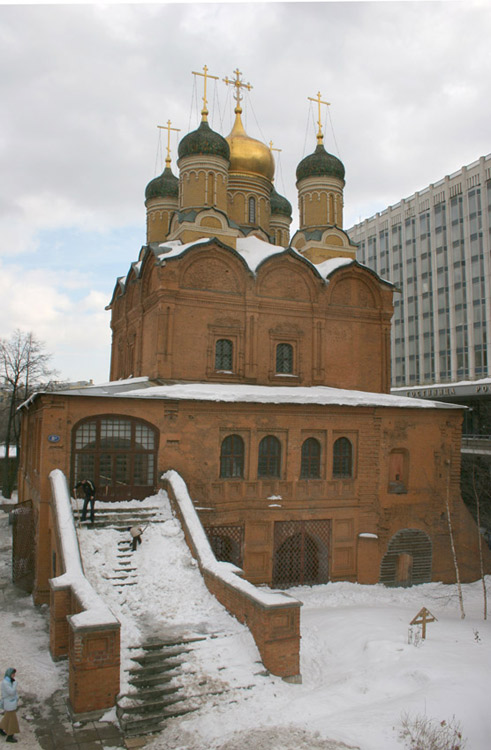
[
  {"xmin": 296, "ymin": 143, "xmax": 345, "ymax": 183},
  {"xmin": 270, "ymin": 186, "xmax": 292, "ymax": 217},
  {"xmin": 145, "ymin": 166, "xmax": 178, "ymax": 201},
  {"xmin": 178, "ymin": 120, "xmax": 230, "ymax": 161},
  {"xmin": 226, "ymin": 111, "xmax": 275, "ymax": 181}
]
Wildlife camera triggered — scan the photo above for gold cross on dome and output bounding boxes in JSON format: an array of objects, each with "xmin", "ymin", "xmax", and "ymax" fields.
[
  {"xmin": 308, "ymin": 91, "xmax": 331, "ymax": 145},
  {"xmin": 223, "ymin": 68, "xmax": 253, "ymax": 113},
  {"xmin": 192, "ymin": 65, "xmax": 219, "ymax": 121},
  {"xmin": 269, "ymin": 140, "xmax": 282, "ymax": 154},
  {"xmin": 157, "ymin": 120, "xmax": 181, "ymax": 167}
]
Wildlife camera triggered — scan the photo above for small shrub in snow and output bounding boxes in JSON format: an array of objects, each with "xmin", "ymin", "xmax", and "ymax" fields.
[
  {"xmin": 407, "ymin": 626, "xmax": 422, "ymax": 647},
  {"xmin": 399, "ymin": 713, "xmax": 466, "ymax": 750}
]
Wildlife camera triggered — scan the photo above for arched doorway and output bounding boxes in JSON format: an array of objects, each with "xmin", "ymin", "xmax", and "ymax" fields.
[
  {"xmin": 71, "ymin": 415, "xmax": 159, "ymax": 501},
  {"xmin": 379, "ymin": 529, "xmax": 432, "ymax": 587},
  {"xmin": 272, "ymin": 520, "xmax": 330, "ymax": 587}
]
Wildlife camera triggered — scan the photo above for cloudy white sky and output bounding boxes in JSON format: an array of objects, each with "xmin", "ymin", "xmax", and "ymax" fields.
[{"xmin": 1, "ymin": 0, "xmax": 490, "ymax": 384}]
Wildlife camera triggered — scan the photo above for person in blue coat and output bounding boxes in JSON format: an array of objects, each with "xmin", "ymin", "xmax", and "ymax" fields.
[{"xmin": 0, "ymin": 667, "xmax": 19, "ymax": 743}]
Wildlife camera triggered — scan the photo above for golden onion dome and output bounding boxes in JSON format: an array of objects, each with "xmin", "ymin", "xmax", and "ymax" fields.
[{"xmin": 226, "ymin": 110, "xmax": 275, "ymax": 181}]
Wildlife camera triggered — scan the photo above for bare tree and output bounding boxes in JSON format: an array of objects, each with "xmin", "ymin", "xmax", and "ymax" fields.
[
  {"xmin": 444, "ymin": 458, "xmax": 465, "ymax": 620},
  {"xmin": 0, "ymin": 330, "xmax": 56, "ymax": 498},
  {"xmin": 472, "ymin": 462, "xmax": 488, "ymax": 620}
]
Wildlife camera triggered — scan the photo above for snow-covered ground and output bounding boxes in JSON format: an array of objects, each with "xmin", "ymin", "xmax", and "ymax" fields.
[
  {"xmin": 78, "ymin": 491, "xmax": 491, "ymax": 750},
  {"xmin": 2, "ymin": 490, "xmax": 491, "ymax": 749},
  {"xmin": 0, "ymin": 506, "xmax": 67, "ymax": 749}
]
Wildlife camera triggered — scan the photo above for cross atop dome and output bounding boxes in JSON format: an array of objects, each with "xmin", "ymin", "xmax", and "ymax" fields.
[
  {"xmin": 157, "ymin": 120, "xmax": 180, "ymax": 168},
  {"xmin": 308, "ymin": 91, "xmax": 330, "ymax": 145},
  {"xmin": 224, "ymin": 68, "xmax": 252, "ymax": 114},
  {"xmin": 192, "ymin": 65, "xmax": 219, "ymax": 122}
]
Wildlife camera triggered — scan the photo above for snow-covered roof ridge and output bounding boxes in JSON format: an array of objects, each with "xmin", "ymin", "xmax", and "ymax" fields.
[
  {"xmin": 49, "ymin": 469, "xmax": 119, "ymax": 629},
  {"xmin": 111, "ymin": 382, "xmax": 464, "ymax": 411},
  {"xmin": 144, "ymin": 235, "xmax": 388, "ymax": 283},
  {"xmin": 163, "ymin": 469, "xmax": 300, "ymax": 609}
]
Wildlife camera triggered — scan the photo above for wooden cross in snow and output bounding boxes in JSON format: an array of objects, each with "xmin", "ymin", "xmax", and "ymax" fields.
[{"xmin": 410, "ymin": 607, "xmax": 437, "ymax": 639}]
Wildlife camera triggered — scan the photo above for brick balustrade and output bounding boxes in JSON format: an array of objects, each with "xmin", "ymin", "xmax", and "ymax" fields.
[
  {"xmin": 162, "ymin": 470, "xmax": 302, "ymax": 680},
  {"xmin": 48, "ymin": 470, "xmax": 121, "ymax": 715}
]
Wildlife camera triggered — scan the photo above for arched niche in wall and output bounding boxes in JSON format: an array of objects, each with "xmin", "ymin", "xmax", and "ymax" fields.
[
  {"xmin": 180, "ymin": 251, "xmax": 243, "ymax": 295},
  {"xmin": 257, "ymin": 260, "xmax": 314, "ymax": 302}
]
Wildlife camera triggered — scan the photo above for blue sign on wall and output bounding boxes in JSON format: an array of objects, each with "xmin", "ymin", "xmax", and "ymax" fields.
[{"xmin": 48, "ymin": 434, "xmax": 61, "ymax": 443}]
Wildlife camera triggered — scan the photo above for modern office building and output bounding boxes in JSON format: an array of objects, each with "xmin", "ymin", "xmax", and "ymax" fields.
[{"xmin": 348, "ymin": 155, "xmax": 491, "ymax": 387}]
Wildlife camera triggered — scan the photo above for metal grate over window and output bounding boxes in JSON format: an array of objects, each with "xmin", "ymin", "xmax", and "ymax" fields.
[
  {"xmin": 272, "ymin": 519, "xmax": 331, "ymax": 587},
  {"xmin": 204, "ymin": 525, "xmax": 244, "ymax": 568},
  {"xmin": 220, "ymin": 434, "xmax": 244, "ymax": 478},
  {"xmin": 333, "ymin": 437, "xmax": 353, "ymax": 478},
  {"xmin": 300, "ymin": 438, "xmax": 321, "ymax": 478},
  {"xmin": 276, "ymin": 343, "xmax": 293, "ymax": 374},
  {"xmin": 215, "ymin": 339, "xmax": 233, "ymax": 371},
  {"xmin": 258, "ymin": 435, "xmax": 281, "ymax": 477}
]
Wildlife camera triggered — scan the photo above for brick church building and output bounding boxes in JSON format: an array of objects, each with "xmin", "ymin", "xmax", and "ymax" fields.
[{"xmin": 17, "ymin": 70, "xmax": 488, "ymax": 605}]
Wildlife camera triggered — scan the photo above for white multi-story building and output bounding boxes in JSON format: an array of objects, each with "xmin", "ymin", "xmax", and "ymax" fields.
[{"xmin": 348, "ymin": 155, "xmax": 491, "ymax": 387}]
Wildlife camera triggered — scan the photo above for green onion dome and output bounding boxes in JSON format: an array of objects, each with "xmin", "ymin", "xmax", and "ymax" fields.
[
  {"xmin": 296, "ymin": 143, "xmax": 345, "ymax": 183},
  {"xmin": 145, "ymin": 166, "xmax": 179, "ymax": 201},
  {"xmin": 270, "ymin": 186, "xmax": 292, "ymax": 217},
  {"xmin": 178, "ymin": 120, "xmax": 230, "ymax": 161}
]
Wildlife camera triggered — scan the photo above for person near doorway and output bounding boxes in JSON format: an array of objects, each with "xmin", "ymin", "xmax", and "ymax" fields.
[
  {"xmin": 0, "ymin": 667, "xmax": 20, "ymax": 743},
  {"xmin": 75, "ymin": 479, "xmax": 96, "ymax": 524}
]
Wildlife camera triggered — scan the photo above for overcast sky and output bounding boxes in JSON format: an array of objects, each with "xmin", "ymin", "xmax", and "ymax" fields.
[{"xmin": 1, "ymin": 1, "xmax": 490, "ymax": 384}]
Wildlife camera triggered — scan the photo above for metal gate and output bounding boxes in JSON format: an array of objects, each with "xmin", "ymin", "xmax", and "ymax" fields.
[
  {"xmin": 272, "ymin": 519, "xmax": 331, "ymax": 588},
  {"xmin": 12, "ymin": 500, "xmax": 35, "ymax": 592}
]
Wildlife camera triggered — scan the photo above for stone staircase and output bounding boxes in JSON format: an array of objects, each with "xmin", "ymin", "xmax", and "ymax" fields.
[
  {"xmin": 76, "ymin": 503, "xmax": 164, "ymax": 531},
  {"xmin": 76, "ymin": 499, "xmax": 255, "ymax": 739},
  {"xmin": 117, "ymin": 636, "xmax": 211, "ymax": 737}
]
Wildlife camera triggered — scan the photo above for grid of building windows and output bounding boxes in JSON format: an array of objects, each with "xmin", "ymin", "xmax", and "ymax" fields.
[{"xmin": 348, "ymin": 155, "xmax": 491, "ymax": 386}]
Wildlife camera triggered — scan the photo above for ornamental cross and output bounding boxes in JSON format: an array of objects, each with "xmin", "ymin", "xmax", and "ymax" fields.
[
  {"xmin": 192, "ymin": 65, "xmax": 219, "ymax": 121},
  {"xmin": 410, "ymin": 606, "xmax": 437, "ymax": 640},
  {"xmin": 308, "ymin": 91, "xmax": 331, "ymax": 145},
  {"xmin": 269, "ymin": 140, "xmax": 282, "ymax": 154},
  {"xmin": 224, "ymin": 68, "xmax": 252, "ymax": 112},
  {"xmin": 157, "ymin": 120, "xmax": 181, "ymax": 167}
]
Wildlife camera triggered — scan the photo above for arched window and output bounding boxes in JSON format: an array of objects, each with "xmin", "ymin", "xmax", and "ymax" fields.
[
  {"xmin": 258, "ymin": 435, "xmax": 281, "ymax": 478},
  {"xmin": 276, "ymin": 343, "xmax": 293, "ymax": 374},
  {"xmin": 333, "ymin": 437, "xmax": 352, "ymax": 478},
  {"xmin": 300, "ymin": 438, "xmax": 321, "ymax": 479},
  {"xmin": 215, "ymin": 339, "xmax": 233, "ymax": 371},
  {"xmin": 72, "ymin": 416, "xmax": 158, "ymax": 501},
  {"xmin": 220, "ymin": 435, "xmax": 244, "ymax": 478},
  {"xmin": 248, "ymin": 196, "xmax": 256, "ymax": 223},
  {"xmin": 388, "ymin": 449, "xmax": 409, "ymax": 493}
]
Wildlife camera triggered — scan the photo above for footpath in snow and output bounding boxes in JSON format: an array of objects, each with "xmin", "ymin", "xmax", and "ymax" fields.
[{"xmin": 77, "ymin": 490, "xmax": 491, "ymax": 750}]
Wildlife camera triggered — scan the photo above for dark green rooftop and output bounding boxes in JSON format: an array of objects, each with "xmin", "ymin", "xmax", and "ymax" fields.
[
  {"xmin": 145, "ymin": 166, "xmax": 179, "ymax": 201},
  {"xmin": 296, "ymin": 143, "xmax": 345, "ymax": 183},
  {"xmin": 270, "ymin": 186, "xmax": 292, "ymax": 218},
  {"xmin": 178, "ymin": 120, "xmax": 230, "ymax": 162}
]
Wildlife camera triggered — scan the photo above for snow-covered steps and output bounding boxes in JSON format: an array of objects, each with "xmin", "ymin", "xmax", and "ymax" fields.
[
  {"xmin": 118, "ymin": 636, "xmax": 207, "ymax": 736},
  {"xmin": 77, "ymin": 504, "xmax": 164, "ymax": 531}
]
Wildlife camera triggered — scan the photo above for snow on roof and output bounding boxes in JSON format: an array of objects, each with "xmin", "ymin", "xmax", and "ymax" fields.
[
  {"xmin": 49, "ymin": 469, "xmax": 119, "ymax": 630},
  {"xmin": 154, "ymin": 235, "xmax": 356, "ymax": 280},
  {"xmin": 24, "ymin": 377, "xmax": 464, "ymax": 411},
  {"xmin": 103, "ymin": 381, "xmax": 463, "ymax": 411}
]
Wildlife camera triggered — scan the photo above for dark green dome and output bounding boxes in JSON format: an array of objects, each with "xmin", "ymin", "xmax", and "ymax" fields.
[
  {"xmin": 270, "ymin": 186, "xmax": 292, "ymax": 217},
  {"xmin": 296, "ymin": 143, "xmax": 345, "ymax": 183},
  {"xmin": 178, "ymin": 120, "xmax": 230, "ymax": 161},
  {"xmin": 145, "ymin": 166, "xmax": 178, "ymax": 201}
]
